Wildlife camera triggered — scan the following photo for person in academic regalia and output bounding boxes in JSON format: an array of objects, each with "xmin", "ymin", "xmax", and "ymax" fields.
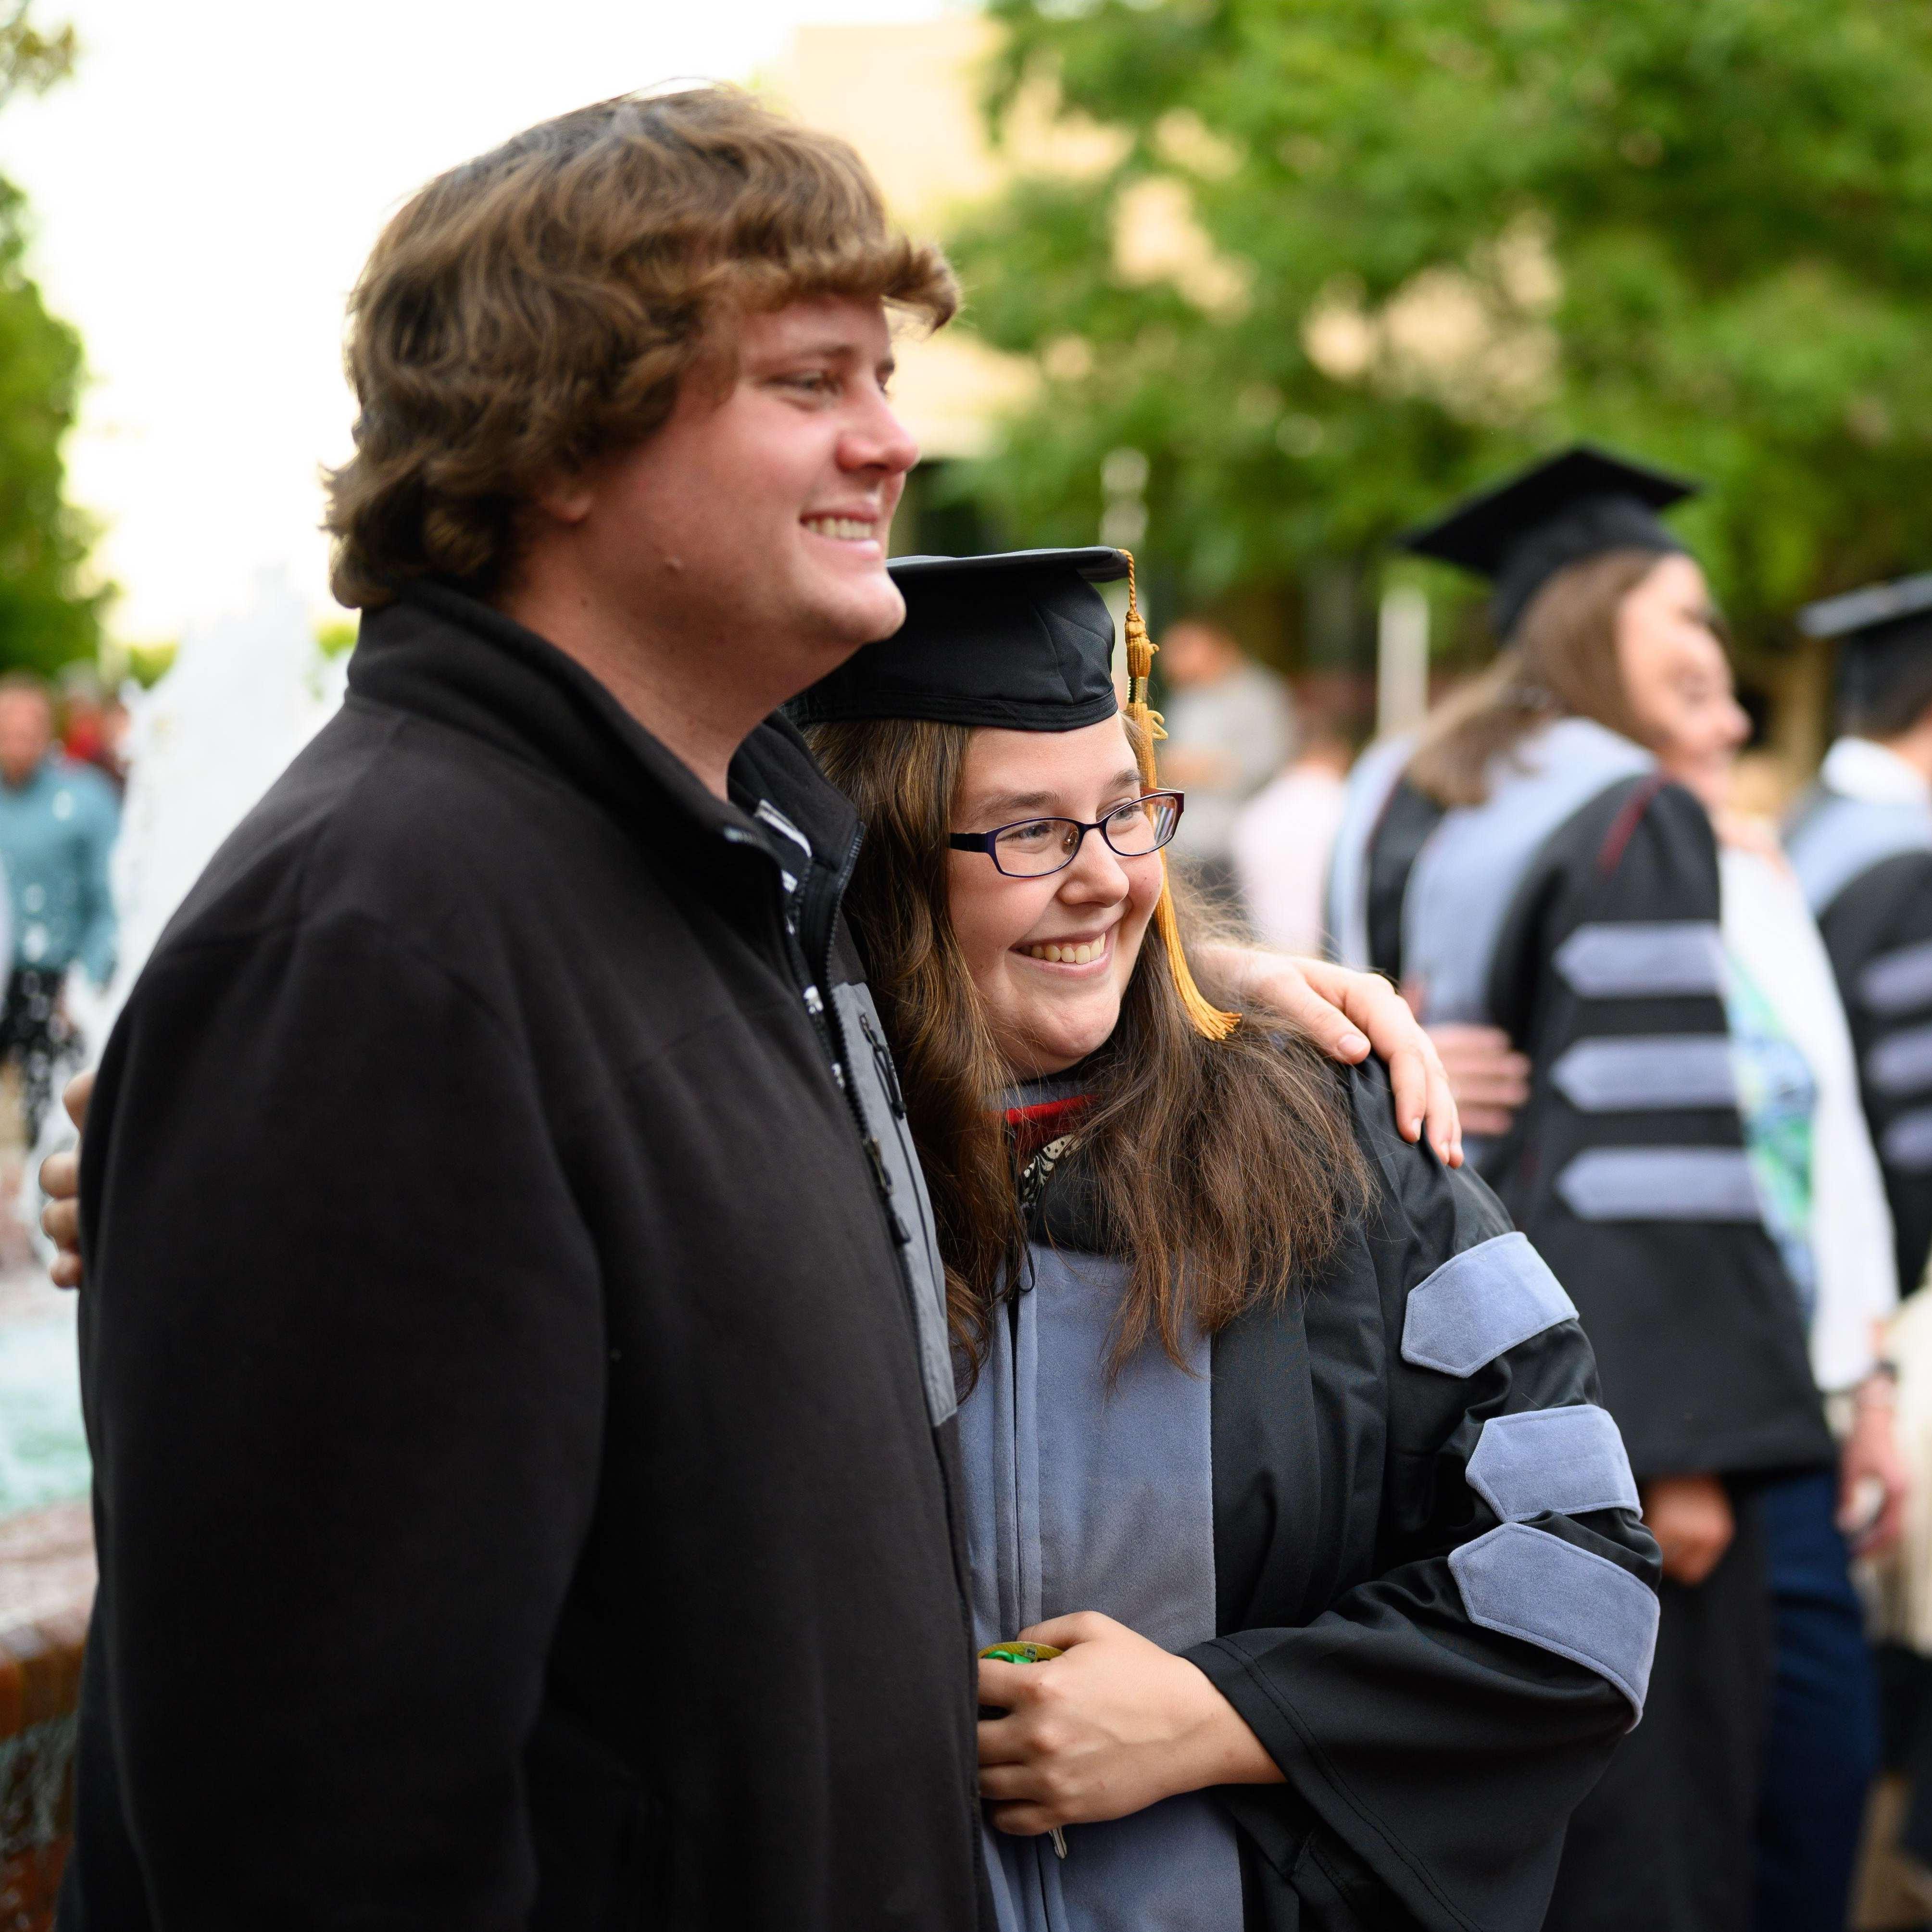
[
  {"xmin": 1785, "ymin": 577, "xmax": 1932, "ymax": 1892},
  {"xmin": 1382, "ymin": 577, "xmax": 1903, "ymax": 1931},
  {"xmin": 1786, "ymin": 575, "xmax": 1932, "ymax": 1300},
  {"xmin": 794, "ymin": 546, "xmax": 1662, "ymax": 1932},
  {"xmin": 1325, "ymin": 449, "xmax": 1834, "ymax": 1932}
]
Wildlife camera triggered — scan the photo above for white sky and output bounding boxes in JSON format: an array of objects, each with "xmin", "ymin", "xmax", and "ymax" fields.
[{"xmin": 0, "ymin": 0, "xmax": 951, "ymax": 642}]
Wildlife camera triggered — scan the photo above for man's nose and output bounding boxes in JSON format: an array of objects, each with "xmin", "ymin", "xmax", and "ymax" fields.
[{"xmin": 841, "ymin": 389, "xmax": 919, "ymax": 477}]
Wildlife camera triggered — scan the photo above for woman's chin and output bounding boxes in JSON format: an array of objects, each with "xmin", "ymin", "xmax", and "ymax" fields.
[{"xmin": 1002, "ymin": 1011, "xmax": 1120, "ymax": 1079}]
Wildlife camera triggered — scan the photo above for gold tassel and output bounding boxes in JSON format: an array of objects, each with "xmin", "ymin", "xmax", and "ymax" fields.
[{"xmin": 1118, "ymin": 550, "xmax": 1239, "ymax": 1041}]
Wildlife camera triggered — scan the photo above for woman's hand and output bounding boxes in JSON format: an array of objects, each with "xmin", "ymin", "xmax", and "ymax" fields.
[
  {"xmin": 38, "ymin": 1068, "xmax": 91, "ymax": 1289},
  {"xmin": 1427, "ymin": 1024, "xmax": 1531, "ymax": 1139},
  {"xmin": 1193, "ymin": 946, "xmax": 1460, "ymax": 1167},
  {"xmin": 976, "ymin": 1610, "xmax": 1280, "ymax": 1836},
  {"xmin": 1641, "ymin": 1473, "xmax": 1734, "ymax": 1586},
  {"xmin": 1840, "ymin": 1374, "xmax": 1909, "ymax": 1558}
]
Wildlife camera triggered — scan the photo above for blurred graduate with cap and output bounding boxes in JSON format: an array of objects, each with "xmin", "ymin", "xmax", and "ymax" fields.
[
  {"xmin": 1785, "ymin": 577, "xmax": 1932, "ymax": 1894},
  {"xmin": 1326, "ymin": 449, "xmax": 1834, "ymax": 1932},
  {"xmin": 794, "ymin": 546, "xmax": 1660, "ymax": 1932},
  {"xmin": 1787, "ymin": 575, "xmax": 1932, "ymax": 1299}
]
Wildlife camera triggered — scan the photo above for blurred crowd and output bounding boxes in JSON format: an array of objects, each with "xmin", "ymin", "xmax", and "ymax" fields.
[
  {"xmin": 0, "ymin": 669, "xmax": 121, "ymax": 1177},
  {"xmin": 1157, "ymin": 449, "xmax": 1932, "ymax": 1932},
  {"xmin": 17, "ymin": 74, "xmax": 1932, "ymax": 1932}
]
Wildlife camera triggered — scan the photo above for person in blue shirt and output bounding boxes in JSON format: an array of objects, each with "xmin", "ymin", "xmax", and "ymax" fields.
[{"xmin": 0, "ymin": 671, "xmax": 118, "ymax": 1141}]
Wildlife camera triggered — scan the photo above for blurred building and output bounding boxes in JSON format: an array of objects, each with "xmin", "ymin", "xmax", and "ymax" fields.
[
  {"xmin": 763, "ymin": 26, "xmax": 1839, "ymax": 792},
  {"xmin": 764, "ymin": 20, "xmax": 1039, "ymax": 555},
  {"xmin": 763, "ymin": 25, "xmax": 1491, "ymax": 736}
]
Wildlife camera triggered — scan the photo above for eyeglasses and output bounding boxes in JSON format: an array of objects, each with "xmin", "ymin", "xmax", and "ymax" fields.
[{"xmin": 947, "ymin": 791, "xmax": 1185, "ymax": 878}]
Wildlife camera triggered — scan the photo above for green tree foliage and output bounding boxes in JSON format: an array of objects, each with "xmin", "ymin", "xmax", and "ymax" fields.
[
  {"xmin": 950, "ymin": 0, "xmax": 1932, "ymax": 659},
  {"xmin": 0, "ymin": 0, "xmax": 73, "ymax": 103},
  {"xmin": 0, "ymin": 1, "xmax": 99, "ymax": 675}
]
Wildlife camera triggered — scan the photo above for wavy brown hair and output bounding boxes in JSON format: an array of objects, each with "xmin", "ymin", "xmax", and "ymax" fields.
[
  {"xmin": 1406, "ymin": 549, "xmax": 1666, "ymax": 808},
  {"xmin": 807, "ymin": 715, "xmax": 1371, "ymax": 1377},
  {"xmin": 326, "ymin": 86, "xmax": 958, "ymax": 610}
]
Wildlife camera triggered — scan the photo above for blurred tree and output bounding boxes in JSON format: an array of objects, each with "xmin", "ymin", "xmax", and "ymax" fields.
[
  {"xmin": 0, "ymin": 0, "xmax": 72, "ymax": 104},
  {"xmin": 0, "ymin": 0, "xmax": 99, "ymax": 675},
  {"xmin": 123, "ymin": 640, "xmax": 176, "ymax": 689},
  {"xmin": 950, "ymin": 0, "xmax": 1932, "ymax": 668}
]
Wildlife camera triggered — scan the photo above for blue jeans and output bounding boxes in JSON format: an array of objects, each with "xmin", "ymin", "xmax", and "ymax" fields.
[{"xmin": 1751, "ymin": 1468, "xmax": 1881, "ymax": 1932}]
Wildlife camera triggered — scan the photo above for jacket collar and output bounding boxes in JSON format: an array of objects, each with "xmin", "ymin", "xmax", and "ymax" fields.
[{"xmin": 347, "ymin": 581, "xmax": 862, "ymax": 884}]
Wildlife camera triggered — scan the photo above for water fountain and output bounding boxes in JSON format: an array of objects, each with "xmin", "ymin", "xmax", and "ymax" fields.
[
  {"xmin": 0, "ymin": 577, "xmax": 344, "ymax": 1924},
  {"xmin": 1, "ymin": 569, "xmax": 346, "ymax": 1516}
]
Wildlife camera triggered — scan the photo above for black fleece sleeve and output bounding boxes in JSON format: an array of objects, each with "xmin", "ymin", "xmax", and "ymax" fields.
[
  {"xmin": 75, "ymin": 911, "xmax": 605, "ymax": 1926},
  {"xmin": 1187, "ymin": 1072, "xmax": 1661, "ymax": 1932}
]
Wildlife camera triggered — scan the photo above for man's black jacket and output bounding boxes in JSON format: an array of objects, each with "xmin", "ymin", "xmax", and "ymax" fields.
[{"xmin": 63, "ymin": 585, "xmax": 986, "ymax": 1930}]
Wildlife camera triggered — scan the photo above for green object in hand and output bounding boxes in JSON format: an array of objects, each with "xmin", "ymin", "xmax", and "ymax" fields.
[
  {"xmin": 978, "ymin": 1640, "xmax": 1069, "ymax": 1857},
  {"xmin": 979, "ymin": 1641, "xmax": 1064, "ymax": 1665}
]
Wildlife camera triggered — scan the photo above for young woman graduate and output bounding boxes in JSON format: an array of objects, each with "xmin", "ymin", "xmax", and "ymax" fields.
[
  {"xmin": 790, "ymin": 546, "xmax": 1662, "ymax": 1932},
  {"xmin": 1324, "ymin": 449, "xmax": 1835, "ymax": 1932}
]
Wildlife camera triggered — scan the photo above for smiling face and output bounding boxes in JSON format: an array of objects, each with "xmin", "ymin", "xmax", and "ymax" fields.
[
  {"xmin": 564, "ymin": 294, "xmax": 919, "ymax": 681},
  {"xmin": 945, "ymin": 717, "xmax": 1166, "ymax": 1078},
  {"xmin": 1616, "ymin": 554, "xmax": 1750, "ymax": 811}
]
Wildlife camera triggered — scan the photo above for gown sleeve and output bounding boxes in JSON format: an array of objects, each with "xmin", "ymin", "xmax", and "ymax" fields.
[
  {"xmin": 1481, "ymin": 776, "xmax": 1830, "ymax": 1480},
  {"xmin": 1816, "ymin": 848, "xmax": 1932, "ymax": 1296},
  {"xmin": 1185, "ymin": 1066, "xmax": 1661, "ymax": 1932}
]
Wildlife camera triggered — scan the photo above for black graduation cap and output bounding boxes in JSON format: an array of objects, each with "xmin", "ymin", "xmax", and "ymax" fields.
[
  {"xmin": 1399, "ymin": 445, "xmax": 1701, "ymax": 640},
  {"xmin": 792, "ymin": 548, "xmax": 1127, "ymax": 732},
  {"xmin": 1798, "ymin": 573, "xmax": 1932, "ymax": 722},
  {"xmin": 793, "ymin": 545, "xmax": 1239, "ymax": 1041}
]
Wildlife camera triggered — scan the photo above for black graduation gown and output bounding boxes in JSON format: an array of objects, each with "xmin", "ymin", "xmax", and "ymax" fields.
[
  {"xmin": 965, "ymin": 1061, "xmax": 1661, "ymax": 1932},
  {"xmin": 1332, "ymin": 727, "xmax": 1828, "ymax": 1483},
  {"xmin": 1787, "ymin": 773, "xmax": 1932, "ymax": 1296},
  {"xmin": 1325, "ymin": 720, "xmax": 1831, "ymax": 1932}
]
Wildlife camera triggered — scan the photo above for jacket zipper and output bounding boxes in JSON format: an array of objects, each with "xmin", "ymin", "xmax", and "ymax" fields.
[
  {"xmin": 728, "ymin": 819, "xmax": 891, "ymax": 1189},
  {"xmin": 803, "ymin": 826, "xmax": 913, "ymax": 1242},
  {"xmin": 729, "ymin": 816, "xmax": 918, "ymax": 1259}
]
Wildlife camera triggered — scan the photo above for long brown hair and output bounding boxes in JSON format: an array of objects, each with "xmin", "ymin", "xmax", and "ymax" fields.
[
  {"xmin": 326, "ymin": 87, "xmax": 957, "ymax": 610},
  {"xmin": 807, "ymin": 715, "xmax": 1371, "ymax": 1377},
  {"xmin": 1406, "ymin": 549, "xmax": 1664, "ymax": 807}
]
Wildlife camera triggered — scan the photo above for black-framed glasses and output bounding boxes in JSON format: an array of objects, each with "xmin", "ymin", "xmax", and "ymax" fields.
[{"xmin": 948, "ymin": 791, "xmax": 1185, "ymax": 878}]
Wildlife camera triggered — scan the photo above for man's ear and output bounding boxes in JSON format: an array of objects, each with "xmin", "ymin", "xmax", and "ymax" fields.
[{"xmin": 532, "ymin": 470, "xmax": 597, "ymax": 527}]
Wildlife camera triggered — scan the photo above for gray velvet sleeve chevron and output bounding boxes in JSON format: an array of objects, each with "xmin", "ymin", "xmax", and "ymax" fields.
[
  {"xmin": 1186, "ymin": 1064, "xmax": 1663, "ymax": 1932},
  {"xmin": 1484, "ymin": 777, "xmax": 1831, "ymax": 1480},
  {"xmin": 1817, "ymin": 849, "xmax": 1932, "ymax": 1296},
  {"xmin": 1380, "ymin": 1198, "xmax": 1656, "ymax": 1725}
]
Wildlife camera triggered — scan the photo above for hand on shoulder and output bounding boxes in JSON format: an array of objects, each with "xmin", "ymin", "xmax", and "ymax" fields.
[{"xmin": 1194, "ymin": 944, "xmax": 1461, "ymax": 1166}]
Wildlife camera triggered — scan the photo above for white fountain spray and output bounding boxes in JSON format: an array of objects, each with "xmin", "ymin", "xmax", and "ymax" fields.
[{"xmin": 0, "ymin": 574, "xmax": 346, "ymax": 1511}]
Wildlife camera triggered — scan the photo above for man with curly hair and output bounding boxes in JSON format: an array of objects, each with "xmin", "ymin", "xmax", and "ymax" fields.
[
  {"xmin": 54, "ymin": 85, "xmax": 1453, "ymax": 1931},
  {"xmin": 64, "ymin": 89, "xmax": 993, "ymax": 1931}
]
